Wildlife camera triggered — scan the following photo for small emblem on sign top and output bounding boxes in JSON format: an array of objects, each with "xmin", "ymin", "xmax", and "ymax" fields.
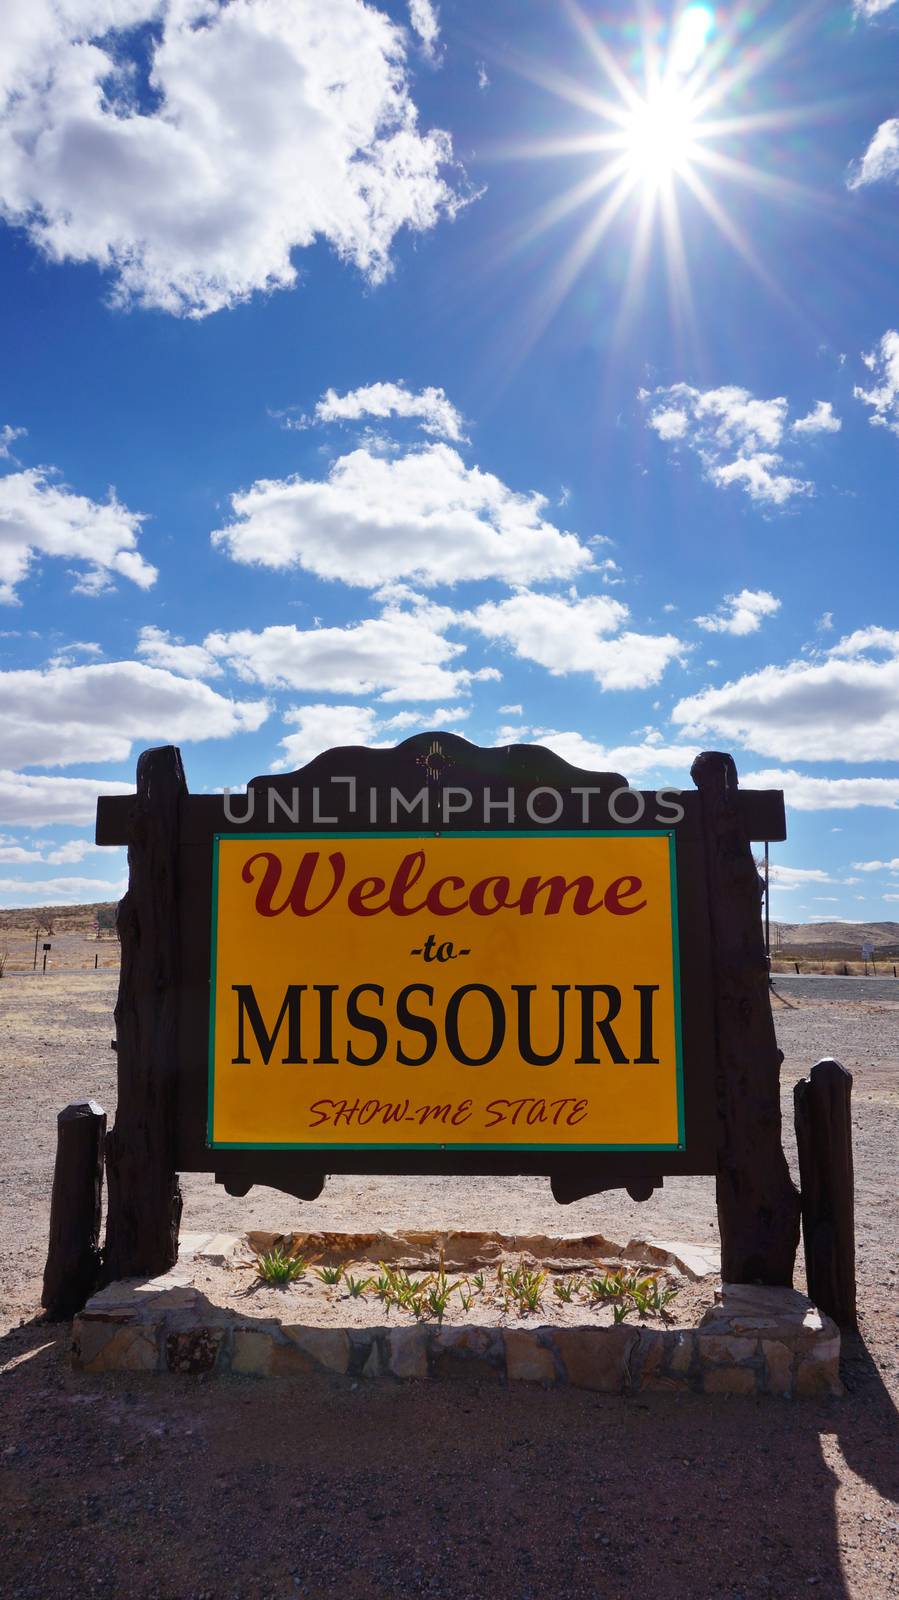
[{"xmin": 415, "ymin": 738, "xmax": 454, "ymax": 783}]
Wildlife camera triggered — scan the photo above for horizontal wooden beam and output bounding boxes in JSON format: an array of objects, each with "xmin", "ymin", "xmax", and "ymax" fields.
[{"xmin": 96, "ymin": 785, "xmax": 786, "ymax": 847}]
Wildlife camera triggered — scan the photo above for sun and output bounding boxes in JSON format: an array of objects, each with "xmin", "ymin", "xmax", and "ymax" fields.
[
  {"xmin": 493, "ymin": 1, "xmax": 824, "ymax": 356},
  {"xmin": 619, "ymin": 81, "xmax": 702, "ymax": 188}
]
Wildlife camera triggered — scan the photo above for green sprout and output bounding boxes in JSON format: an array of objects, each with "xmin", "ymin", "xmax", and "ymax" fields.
[
  {"xmin": 515, "ymin": 1267, "xmax": 547, "ymax": 1315},
  {"xmin": 344, "ymin": 1273, "xmax": 372, "ymax": 1299},
  {"xmin": 255, "ymin": 1247, "xmax": 307, "ymax": 1286}
]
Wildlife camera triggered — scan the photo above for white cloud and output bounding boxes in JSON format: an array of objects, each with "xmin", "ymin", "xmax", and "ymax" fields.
[
  {"xmin": 673, "ymin": 629, "xmax": 899, "ymax": 762},
  {"xmin": 0, "ymin": 836, "xmax": 103, "ymax": 865},
  {"xmin": 275, "ymin": 704, "xmax": 388, "ymax": 769},
  {"xmin": 695, "ymin": 588, "xmax": 781, "ymax": 636},
  {"xmin": 649, "ymin": 408, "xmax": 689, "ymax": 441},
  {"xmin": 408, "ymin": 0, "xmax": 440, "ymax": 60},
  {"xmin": 45, "ymin": 640, "xmax": 103, "ymax": 668},
  {"xmin": 137, "ymin": 625, "xmax": 223, "ymax": 678},
  {"xmin": 381, "ymin": 706, "xmax": 468, "ymax": 729},
  {"xmin": 744, "ymin": 769, "xmax": 899, "ymax": 811},
  {"xmin": 0, "ymin": 0, "xmax": 461, "ymax": 318},
  {"xmin": 0, "ymin": 875, "xmax": 125, "ymax": 906},
  {"xmin": 0, "ymin": 424, "xmax": 26, "ymax": 459},
  {"xmin": 791, "ymin": 402, "xmax": 841, "ymax": 436},
  {"xmin": 205, "ymin": 604, "xmax": 493, "ymax": 702},
  {"xmin": 463, "ymin": 591, "xmax": 685, "ymax": 690},
  {"xmin": 0, "ymin": 661, "xmax": 269, "ymax": 767},
  {"xmin": 212, "ymin": 442, "xmax": 590, "ymax": 588},
  {"xmin": 848, "ymin": 120, "xmax": 899, "ymax": 189},
  {"xmin": 854, "ymin": 331, "xmax": 899, "ymax": 436},
  {"xmin": 0, "ymin": 466, "xmax": 156, "ymax": 604},
  {"xmin": 522, "ymin": 729, "xmax": 699, "ymax": 778},
  {"xmin": 828, "ymin": 625, "xmax": 899, "ymax": 657},
  {"xmin": 273, "ymin": 698, "xmax": 465, "ymax": 770},
  {"xmin": 306, "ymin": 382, "xmax": 465, "ymax": 441},
  {"xmin": 0, "ymin": 771, "xmax": 133, "ymax": 827},
  {"xmin": 768, "ymin": 865, "xmax": 833, "ymax": 886},
  {"xmin": 852, "ymin": 857, "xmax": 899, "ymax": 871},
  {"xmin": 710, "ymin": 455, "xmax": 812, "ymax": 506},
  {"xmin": 0, "ymin": 843, "xmax": 42, "ymax": 864},
  {"xmin": 640, "ymin": 382, "xmax": 819, "ymax": 506}
]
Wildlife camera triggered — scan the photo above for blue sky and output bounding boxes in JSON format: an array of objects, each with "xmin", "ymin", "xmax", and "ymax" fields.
[{"xmin": 1, "ymin": 0, "xmax": 898, "ymax": 924}]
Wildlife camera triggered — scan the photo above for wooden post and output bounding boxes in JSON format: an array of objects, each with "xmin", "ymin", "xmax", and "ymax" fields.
[
  {"xmin": 691, "ymin": 751, "xmax": 800, "ymax": 1285},
  {"xmin": 103, "ymin": 746, "xmax": 186, "ymax": 1281},
  {"xmin": 794, "ymin": 1059, "xmax": 857, "ymax": 1328},
  {"xmin": 41, "ymin": 1101, "xmax": 106, "ymax": 1319}
]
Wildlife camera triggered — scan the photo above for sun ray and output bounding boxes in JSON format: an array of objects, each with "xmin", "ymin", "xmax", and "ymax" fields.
[
  {"xmin": 657, "ymin": 173, "xmax": 699, "ymax": 351},
  {"xmin": 511, "ymin": 170, "xmax": 642, "ymax": 367},
  {"xmin": 476, "ymin": 1, "xmax": 843, "ymax": 373},
  {"xmin": 690, "ymin": 143, "xmax": 839, "ymax": 213},
  {"xmin": 505, "ymin": 157, "xmax": 635, "ymax": 260},
  {"xmin": 677, "ymin": 162, "xmax": 792, "ymax": 310},
  {"xmin": 561, "ymin": 0, "xmax": 650, "ymax": 117}
]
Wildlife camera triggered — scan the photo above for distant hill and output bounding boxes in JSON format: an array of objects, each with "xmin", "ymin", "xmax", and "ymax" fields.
[
  {"xmin": 1, "ymin": 901, "xmax": 897, "ymax": 951},
  {"xmin": 772, "ymin": 920, "xmax": 899, "ymax": 955},
  {"xmin": 0, "ymin": 901, "xmax": 117, "ymax": 935}
]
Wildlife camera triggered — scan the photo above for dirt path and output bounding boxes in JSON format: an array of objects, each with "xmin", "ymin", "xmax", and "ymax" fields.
[{"xmin": 1, "ymin": 973, "xmax": 897, "ymax": 1599}]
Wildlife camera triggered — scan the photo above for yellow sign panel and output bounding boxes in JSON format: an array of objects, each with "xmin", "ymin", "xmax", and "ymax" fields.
[{"xmin": 208, "ymin": 831, "xmax": 684, "ymax": 1151}]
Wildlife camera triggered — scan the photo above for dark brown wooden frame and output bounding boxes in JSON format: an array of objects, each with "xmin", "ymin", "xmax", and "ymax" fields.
[{"xmin": 96, "ymin": 733, "xmax": 799, "ymax": 1285}]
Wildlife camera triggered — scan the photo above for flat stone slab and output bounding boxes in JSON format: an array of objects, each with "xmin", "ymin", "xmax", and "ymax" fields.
[
  {"xmin": 72, "ymin": 1237, "xmax": 841, "ymax": 1398},
  {"xmin": 239, "ymin": 1228, "xmax": 720, "ymax": 1282}
]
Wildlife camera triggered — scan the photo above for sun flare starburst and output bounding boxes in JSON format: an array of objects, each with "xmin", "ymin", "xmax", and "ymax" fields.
[{"xmin": 494, "ymin": 1, "xmax": 827, "ymax": 357}]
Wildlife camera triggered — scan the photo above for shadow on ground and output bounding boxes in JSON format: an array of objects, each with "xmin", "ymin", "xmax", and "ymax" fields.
[{"xmin": 1, "ymin": 1314, "xmax": 897, "ymax": 1600}]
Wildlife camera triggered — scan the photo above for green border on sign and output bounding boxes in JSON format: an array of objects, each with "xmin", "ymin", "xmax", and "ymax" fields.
[{"xmin": 207, "ymin": 831, "xmax": 685, "ymax": 1154}]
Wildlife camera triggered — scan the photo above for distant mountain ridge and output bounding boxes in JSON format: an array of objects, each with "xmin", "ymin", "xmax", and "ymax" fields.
[
  {"xmin": 772, "ymin": 920, "xmax": 899, "ymax": 951},
  {"xmin": 1, "ymin": 902, "xmax": 897, "ymax": 951}
]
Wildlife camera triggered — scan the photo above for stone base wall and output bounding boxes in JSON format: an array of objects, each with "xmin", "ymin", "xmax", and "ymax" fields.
[{"xmin": 73, "ymin": 1271, "xmax": 841, "ymax": 1399}]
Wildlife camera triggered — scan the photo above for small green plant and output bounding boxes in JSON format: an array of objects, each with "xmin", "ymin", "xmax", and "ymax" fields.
[
  {"xmin": 316, "ymin": 1263, "xmax": 343, "ymax": 1286},
  {"xmin": 424, "ymin": 1251, "xmax": 460, "ymax": 1322},
  {"xmin": 344, "ymin": 1273, "xmax": 372, "ymax": 1299},
  {"xmin": 425, "ymin": 1280, "xmax": 454, "ymax": 1319},
  {"xmin": 585, "ymin": 1270, "xmax": 625, "ymax": 1304},
  {"xmin": 387, "ymin": 1268, "xmax": 428, "ymax": 1317},
  {"xmin": 515, "ymin": 1267, "xmax": 546, "ymax": 1314},
  {"xmin": 640, "ymin": 1278, "xmax": 679, "ymax": 1318},
  {"xmin": 373, "ymin": 1271, "xmax": 395, "ymax": 1305},
  {"xmin": 255, "ymin": 1247, "xmax": 307, "ymax": 1286}
]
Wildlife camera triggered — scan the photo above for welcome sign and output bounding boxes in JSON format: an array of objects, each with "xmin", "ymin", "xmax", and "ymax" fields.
[{"xmin": 208, "ymin": 830, "xmax": 684, "ymax": 1151}]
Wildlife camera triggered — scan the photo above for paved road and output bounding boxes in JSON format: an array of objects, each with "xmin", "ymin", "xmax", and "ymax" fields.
[{"xmin": 772, "ymin": 972, "xmax": 899, "ymax": 1003}]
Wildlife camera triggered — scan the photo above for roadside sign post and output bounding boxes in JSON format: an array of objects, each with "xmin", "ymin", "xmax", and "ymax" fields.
[{"xmin": 95, "ymin": 735, "xmax": 797, "ymax": 1288}]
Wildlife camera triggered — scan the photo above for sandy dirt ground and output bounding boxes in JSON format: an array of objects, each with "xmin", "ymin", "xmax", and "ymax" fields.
[{"xmin": 1, "ymin": 971, "xmax": 897, "ymax": 1600}]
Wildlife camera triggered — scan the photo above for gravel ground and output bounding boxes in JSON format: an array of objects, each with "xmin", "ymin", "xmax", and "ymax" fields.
[
  {"xmin": 774, "ymin": 975, "xmax": 899, "ymax": 1004},
  {"xmin": 1, "ymin": 972, "xmax": 898, "ymax": 1600}
]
